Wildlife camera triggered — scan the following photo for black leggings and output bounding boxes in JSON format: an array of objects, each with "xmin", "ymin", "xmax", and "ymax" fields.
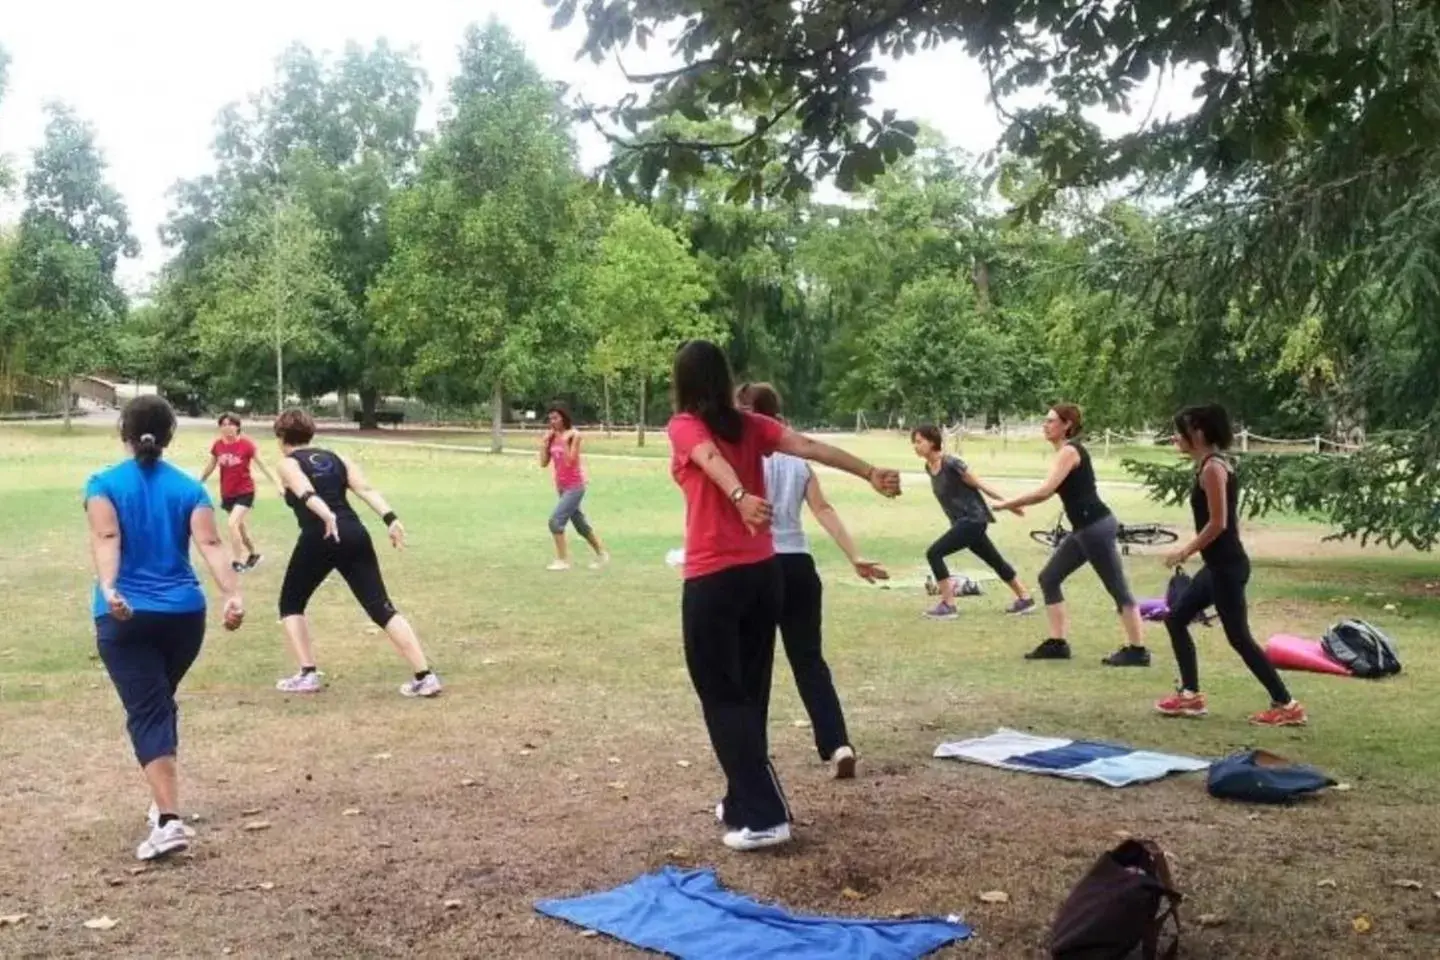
[
  {"xmin": 1165, "ymin": 560, "xmax": 1291, "ymax": 704},
  {"xmin": 279, "ymin": 526, "xmax": 397, "ymax": 627},
  {"xmin": 682, "ymin": 558, "xmax": 789, "ymax": 831},
  {"xmin": 775, "ymin": 553, "xmax": 849, "ymax": 760},
  {"xmin": 926, "ymin": 521, "xmax": 1017, "ymax": 584}
]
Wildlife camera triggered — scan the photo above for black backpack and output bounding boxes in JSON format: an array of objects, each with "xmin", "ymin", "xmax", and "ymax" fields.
[
  {"xmin": 1321, "ymin": 619, "xmax": 1401, "ymax": 678},
  {"xmin": 1050, "ymin": 839, "xmax": 1181, "ymax": 959},
  {"xmin": 1165, "ymin": 568, "xmax": 1214, "ymax": 627}
]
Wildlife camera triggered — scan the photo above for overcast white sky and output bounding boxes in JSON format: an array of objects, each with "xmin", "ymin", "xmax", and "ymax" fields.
[{"xmin": 0, "ymin": 1, "xmax": 1192, "ymax": 291}]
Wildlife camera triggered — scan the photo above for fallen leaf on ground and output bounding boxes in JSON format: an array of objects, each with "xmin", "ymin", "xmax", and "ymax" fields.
[
  {"xmin": 1317, "ymin": 878, "xmax": 1337, "ymax": 889},
  {"xmin": 443, "ymin": 900, "xmax": 462, "ymax": 910},
  {"xmin": 1197, "ymin": 913, "xmax": 1226, "ymax": 927},
  {"xmin": 607, "ymin": 757, "xmax": 622, "ymax": 765},
  {"xmin": 128, "ymin": 867, "xmax": 147, "ymax": 876},
  {"xmin": 1391, "ymin": 879, "xmax": 1422, "ymax": 890},
  {"xmin": 978, "ymin": 891, "xmax": 1010, "ymax": 904},
  {"xmin": 890, "ymin": 909, "xmax": 916, "ymax": 919},
  {"xmin": 580, "ymin": 930, "xmax": 599, "ymax": 938},
  {"xmin": 241, "ymin": 807, "xmax": 262, "ymax": 816},
  {"xmin": 1383, "ymin": 603, "xmax": 1398, "ymax": 612},
  {"xmin": 460, "ymin": 778, "xmax": 477, "ymax": 787},
  {"xmin": 106, "ymin": 878, "xmax": 123, "ymax": 887},
  {"xmin": 243, "ymin": 821, "xmax": 272, "ymax": 832},
  {"xmin": 342, "ymin": 808, "xmax": 361, "ymax": 817},
  {"xmin": 791, "ymin": 719, "xmax": 810, "ymax": 728},
  {"xmin": 518, "ymin": 749, "xmax": 534, "ymax": 756},
  {"xmin": 372, "ymin": 753, "xmax": 392, "ymax": 761},
  {"xmin": 565, "ymin": 773, "xmax": 581, "ymax": 782},
  {"xmin": 840, "ymin": 887, "xmax": 865, "ymax": 901},
  {"xmin": 83, "ymin": 916, "xmax": 118, "ymax": 931},
  {"xmin": 665, "ymin": 847, "xmax": 692, "ymax": 860},
  {"xmin": 675, "ymin": 760, "xmax": 692, "ymax": 768},
  {"xmin": 481, "ymin": 658, "xmax": 497, "ymax": 665},
  {"xmin": 257, "ymin": 883, "xmax": 275, "ymax": 892},
  {"xmin": 1113, "ymin": 830, "xmax": 1132, "ymax": 840},
  {"xmin": 1247, "ymin": 813, "xmax": 1262, "ymax": 821},
  {"xmin": 607, "ymin": 781, "xmax": 627, "ymax": 790},
  {"xmin": 1334, "ymin": 783, "xmax": 1353, "ymax": 792},
  {"xmin": 263, "ymin": 766, "xmax": 278, "ymax": 774},
  {"xmin": 1353, "ymin": 916, "xmax": 1372, "ymax": 934},
  {"xmin": 0, "ymin": 914, "xmax": 29, "ymax": 927},
  {"xmin": 376, "ymin": 841, "xmax": 393, "ymax": 849}
]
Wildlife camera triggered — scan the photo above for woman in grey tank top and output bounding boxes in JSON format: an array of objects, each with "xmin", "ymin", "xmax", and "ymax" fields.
[{"xmin": 738, "ymin": 382, "xmax": 885, "ymax": 780}]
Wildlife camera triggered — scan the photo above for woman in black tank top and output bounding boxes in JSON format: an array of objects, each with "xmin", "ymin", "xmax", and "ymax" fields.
[
  {"xmin": 270, "ymin": 408, "xmax": 442, "ymax": 699},
  {"xmin": 1155, "ymin": 404, "xmax": 1306, "ymax": 727},
  {"xmin": 994, "ymin": 404, "xmax": 1148, "ymax": 666}
]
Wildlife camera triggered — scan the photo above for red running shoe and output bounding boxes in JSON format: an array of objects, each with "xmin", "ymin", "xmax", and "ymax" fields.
[
  {"xmin": 1155, "ymin": 690, "xmax": 1208, "ymax": 718},
  {"xmin": 1249, "ymin": 702, "xmax": 1308, "ymax": 727}
]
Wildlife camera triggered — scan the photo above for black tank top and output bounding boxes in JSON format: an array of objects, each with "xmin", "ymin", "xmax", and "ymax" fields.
[
  {"xmin": 1056, "ymin": 441, "xmax": 1112, "ymax": 529},
  {"xmin": 1191, "ymin": 454, "xmax": 1245, "ymax": 566},
  {"xmin": 285, "ymin": 448, "xmax": 361, "ymax": 534}
]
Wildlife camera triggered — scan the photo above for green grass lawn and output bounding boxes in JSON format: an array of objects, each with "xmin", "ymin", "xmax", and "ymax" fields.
[{"xmin": 1, "ymin": 424, "xmax": 1437, "ymax": 957}]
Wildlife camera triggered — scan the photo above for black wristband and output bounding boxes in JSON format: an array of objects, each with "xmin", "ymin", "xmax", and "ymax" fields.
[
  {"xmin": 382, "ymin": 511, "xmax": 398, "ymax": 526},
  {"xmin": 299, "ymin": 491, "xmax": 315, "ymax": 505}
]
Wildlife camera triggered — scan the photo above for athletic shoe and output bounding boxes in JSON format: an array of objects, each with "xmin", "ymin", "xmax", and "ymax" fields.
[
  {"xmin": 231, "ymin": 561, "xmax": 245, "ymax": 574},
  {"xmin": 245, "ymin": 553, "xmax": 263, "ymax": 571},
  {"xmin": 1155, "ymin": 690, "xmax": 1208, "ymax": 718},
  {"xmin": 1249, "ymin": 701, "xmax": 1308, "ymax": 727},
  {"xmin": 546, "ymin": 560, "xmax": 571, "ymax": 572},
  {"xmin": 924, "ymin": 575, "xmax": 939, "ymax": 596},
  {"xmin": 1005, "ymin": 597, "xmax": 1037, "ymax": 615},
  {"xmin": 136, "ymin": 819, "xmax": 190, "ymax": 861},
  {"xmin": 1025, "ymin": 638, "xmax": 1072, "ymax": 660},
  {"xmin": 147, "ymin": 804, "xmax": 196, "ymax": 838},
  {"xmin": 723, "ymin": 823, "xmax": 792, "ymax": 852},
  {"xmin": 831, "ymin": 745, "xmax": 857, "ymax": 780},
  {"xmin": 924, "ymin": 602, "xmax": 959, "ymax": 621},
  {"xmin": 589, "ymin": 553, "xmax": 611, "ymax": 570},
  {"xmin": 400, "ymin": 673, "xmax": 443, "ymax": 698},
  {"xmin": 276, "ymin": 672, "xmax": 322, "ymax": 693},
  {"xmin": 1103, "ymin": 645, "xmax": 1152, "ymax": 667},
  {"xmin": 715, "ymin": 802, "xmax": 726, "ymax": 824}
]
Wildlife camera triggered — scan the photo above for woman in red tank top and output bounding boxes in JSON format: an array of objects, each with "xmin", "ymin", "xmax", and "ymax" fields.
[{"xmin": 539, "ymin": 402, "xmax": 608, "ymax": 571}]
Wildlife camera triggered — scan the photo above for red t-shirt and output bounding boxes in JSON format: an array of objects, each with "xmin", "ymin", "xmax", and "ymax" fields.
[
  {"xmin": 668, "ymin": 411, "xmax": 787, "ymax": 580},
  {"xmin": 211, "ymin": 436, "xmax": 258, "ymax": 499}
]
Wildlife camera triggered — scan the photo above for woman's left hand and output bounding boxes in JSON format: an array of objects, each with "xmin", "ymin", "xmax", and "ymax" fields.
[
  {"xmin": 102, "ymin": 586, "xmax": 132, "ymax": 621},
  {"xmin": 1162, "ymin": 549, "xmax": 1186, "ymax": 568},
  {"xmin": 868, "ymin": 468, "xmax": 901, "ymax": 498},
  {"xmin": 852, "ymin": 559, "xmax": 889, "ymax": 582},
  {"xmin": 388, "ymin": 519, "xmax": 407, "ymax": 550}
]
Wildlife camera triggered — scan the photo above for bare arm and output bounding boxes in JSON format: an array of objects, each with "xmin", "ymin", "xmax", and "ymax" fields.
[
  {"xmin": 278, "ymin": 458, "xmax": 340, "ymax": 533},
  {"xmin": 689, "ymin": 440, "xmax": 750, "ymax": 500},
  {"xmin": 251, "ymin": 451, "xmax": 281, "ymax": 491},
  {"xmin": 339, "ymin": 455, "xmax": 393, "ymax": 518},
  {"xmin": 995, "ymin": 446, "xmax": 1079, "ymax": 510},
  {"xmin": 804, "ymin": 470, "xmax": 859, "ymax": 562},
  {"xmin": 539, "ymin": 431, "xmax": 552, "ymax": 468},
  {"xmin": 86, "ymin": 496, "xmax": 127, "ymax": 616},
  {"xmin": 775, "ymin": 430, "xmax": 875, "ymax": 483},
  {"xmin": 199, "ymin": 455, "xmax": 218, "ymax": 484},
  {"xmin": 190, "ymin": 505, "xmax": 241, "ymax": 599},
  {"xmin": 958, "ymin": 465, "xmax": 1006, "ymax": 502},
  {"xmin": 564, "ymin": 431, "xmax": 582, "ymax": 467},
  {"xmin": 1174, "ymin": 460, "xmax": 1229, "ymax": 562}
]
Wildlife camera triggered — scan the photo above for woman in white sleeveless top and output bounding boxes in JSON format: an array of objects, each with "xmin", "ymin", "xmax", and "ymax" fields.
[{"xmin": 736, "ymin": 382, "xmax": 886, "ymax": 779}]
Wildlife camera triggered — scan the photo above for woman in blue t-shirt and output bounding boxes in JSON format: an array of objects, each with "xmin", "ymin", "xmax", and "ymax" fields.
[{"xmin": 85, "ymin": 396, "xmax": 244, "ymax": 861}]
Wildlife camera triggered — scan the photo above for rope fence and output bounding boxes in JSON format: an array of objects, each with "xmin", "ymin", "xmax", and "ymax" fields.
[{"xmin": 927, "ymin": 422, "xmax": 1366, "ymax": 456}]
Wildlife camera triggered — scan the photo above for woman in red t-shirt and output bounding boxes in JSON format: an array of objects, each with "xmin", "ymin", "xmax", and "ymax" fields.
[
  {"xmin": 668, "ymin": 340, "xmax": 900, "ymax": 851},
  {"xmin": 200, "ymin": 413, "xmax": 282, "ymax": 572}
]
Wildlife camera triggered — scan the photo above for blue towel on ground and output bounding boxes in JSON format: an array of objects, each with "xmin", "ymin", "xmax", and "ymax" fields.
[
  {"xmin": 535, "ymin": 866, "xmax": 971, "ymax": 959},
  {"xmin": 934, "ymin": 728, "xmax": 1210, "ymax": 787}
]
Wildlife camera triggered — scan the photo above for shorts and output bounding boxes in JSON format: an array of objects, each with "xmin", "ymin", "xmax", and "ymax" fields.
[{"xmin": 221, "ymin": 493, "xmax": 256, "ymax": 513}]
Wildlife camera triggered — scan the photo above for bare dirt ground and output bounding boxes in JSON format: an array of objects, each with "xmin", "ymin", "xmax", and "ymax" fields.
[{"xmin": 3, "ymin": 687, "xmax": 1438, "ymax": 959}]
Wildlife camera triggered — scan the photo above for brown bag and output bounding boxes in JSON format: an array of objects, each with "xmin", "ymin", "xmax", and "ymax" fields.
[{"xmin": 1049, "ymin": 839, "xmax": 1182, "ymax": 959}]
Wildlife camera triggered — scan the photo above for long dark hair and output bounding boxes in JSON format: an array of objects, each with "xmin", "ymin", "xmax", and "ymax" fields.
[
  {"xmin": 121, "ymin": 395, "xmax": 177, "ymax": 467},
  {"xmin": 672, "ymin": 340, "xmax": 743, "ymax": 443},
  {"xmin": 547, "ymin": 402, "xmax": 574, "ymax": 430},
  {"xmin": 1174, "ymin": 403, "xmax": 1235, "ymax": 450}
]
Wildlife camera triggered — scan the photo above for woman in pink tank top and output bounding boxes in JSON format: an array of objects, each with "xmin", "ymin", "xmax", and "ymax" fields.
[{"xmin": 539, "ymin": 403, "xmax": 609, "ymax": 571}]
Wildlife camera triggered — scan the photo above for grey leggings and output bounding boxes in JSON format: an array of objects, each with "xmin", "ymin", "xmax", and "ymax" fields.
[
  {"xmin": 548, "ymin": 486, "xmax": 594, "ymax": 538},
  {"xmin": 1038, "ymin": 513, "xmax": 1135, "ymax": 610}
]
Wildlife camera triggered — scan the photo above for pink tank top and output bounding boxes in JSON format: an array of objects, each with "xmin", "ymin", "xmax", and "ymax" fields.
[{"xmin": 550, "ymin": 435, "xmax": 585, "ymax": 491}]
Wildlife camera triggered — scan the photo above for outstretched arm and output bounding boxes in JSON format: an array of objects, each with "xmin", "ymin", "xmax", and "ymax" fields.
[
  {"xmin": 775, "ymin": 430, "xmax": 900, "ymax": 497},
  {"xmin": 804, "ymin": 469, "xmax": 887, "ymax": 581},
  {"xmin": 959, "ymin": 464, "xmax": 1023, "ymax": 515},
  {"xmin": 993, "ymin": 446, "xmax": 1079, "ymax": 512}
]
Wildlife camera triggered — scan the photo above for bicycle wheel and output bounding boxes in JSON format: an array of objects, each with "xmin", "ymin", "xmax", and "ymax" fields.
[
  {"xmin": 1030, "ymin": 529, "xmax": 1062, "ymax": 548},
  {"xmin": 1121, "ymin": 525, "xmax": 1179, "ymax": 546}
]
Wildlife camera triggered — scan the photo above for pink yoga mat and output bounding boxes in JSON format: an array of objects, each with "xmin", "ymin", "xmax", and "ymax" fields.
[{"xmin": 1265, "ymin": 634, "xmax": 1352, "ymax": 676}]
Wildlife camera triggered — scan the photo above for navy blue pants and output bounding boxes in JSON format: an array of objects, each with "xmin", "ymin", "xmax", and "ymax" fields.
[{"xmin": 96, "ymin": 612, "xmax": 206, "ymax": 767}]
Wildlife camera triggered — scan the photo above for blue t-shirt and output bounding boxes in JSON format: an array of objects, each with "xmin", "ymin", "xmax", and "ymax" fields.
[{"xmin": 84, "ymin": 459, "xmax": 211, "ymax": 618}]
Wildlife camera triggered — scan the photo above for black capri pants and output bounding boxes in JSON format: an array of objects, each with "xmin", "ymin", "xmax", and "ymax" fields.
[{"xmin": 279, "ymin": 525, "xmax": 397, "ymax": 627}]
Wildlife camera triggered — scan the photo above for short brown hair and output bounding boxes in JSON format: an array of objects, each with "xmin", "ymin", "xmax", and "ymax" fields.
[
  {"xmin": 1051, "ymin": 403, "xmax": 1084, "ymax": 438},
  {"xmin": 736, "ymin": 381, "xmax": 782, "ymax": 418},
  {"xmin": 273, "ymin": 408, "xmax": 316, "ymax": 446},
  {"xmin": 218, "ymin": 411, "xmax": 242, "ymax": 429}
]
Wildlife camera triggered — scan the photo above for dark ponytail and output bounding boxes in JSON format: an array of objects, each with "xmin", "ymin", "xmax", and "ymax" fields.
[
  {"xmin": 1174, "ymin": 403, "xmax": 1235, "ymax": 450},
  {"xmin": 120, "ymin": 395, "xmax": 177, "ymax": 467},
  {"xmin": 672, "ymin": 340, "xmax": 744, "ymax": 444}
]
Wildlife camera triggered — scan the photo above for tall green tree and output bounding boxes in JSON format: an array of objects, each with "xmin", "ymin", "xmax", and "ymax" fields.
[
  {"xmin": 374, "ymin": 20, "xmax": 587, "ymax": 451},
  {"xmin": 585, "ymin": 203, "xmax": 718, "ymax": 445},
  {"xmin": 6, "ymin": 105, "xmax": 137, "ymax": 427}
]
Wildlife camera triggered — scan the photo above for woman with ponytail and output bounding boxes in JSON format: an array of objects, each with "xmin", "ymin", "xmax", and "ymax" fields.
[
  {"xmin": 668, "ymin": 341, "xmax": 901, "ymax": 851},
  {"xmin": 85, "ymin": 396, "xmax": 245, "ymax": 860}
]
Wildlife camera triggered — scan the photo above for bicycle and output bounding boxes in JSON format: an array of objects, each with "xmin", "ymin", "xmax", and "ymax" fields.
[{"xmin": 1028, "ymin": 513, "xmax": 1179, "ymax": 555}]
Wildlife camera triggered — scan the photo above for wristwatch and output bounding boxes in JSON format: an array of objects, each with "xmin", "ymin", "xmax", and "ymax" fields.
[{"xmin": 729, "ymin": 486, "xmax": 746, "ymax": 504}]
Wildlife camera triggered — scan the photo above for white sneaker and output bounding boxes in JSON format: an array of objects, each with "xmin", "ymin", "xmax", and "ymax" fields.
[
  {"xmin": 147, "ymin": 804, "xmax": 196, "ymax": 838},
  {"xmin": 546, "ymin": 560, "xmax": 571, "ymax": 572},
  {"xmin": 400, "ymin": 673, "xmax": 443, "ymax": 698},
  {"xmin": 136, "ymin": 819, "xmax": 190, "ymax": 861},
  {"xmin": 589, "ymin": 553, "xmax": 610, "ymax": 570},
  {"xmin": 832, "ymin": 745, "xmax": 857, "ymax": 780},
  {"xmin": 723, "ymin": 823, "xmax": 792, "ymax": 851},
  {"xmin": 715, "ymin": 802, "xmax": 726, "ymax": 824},
  {"xmin": 276, "ymin": 671, "xmax": 322, "ymax": 693}
]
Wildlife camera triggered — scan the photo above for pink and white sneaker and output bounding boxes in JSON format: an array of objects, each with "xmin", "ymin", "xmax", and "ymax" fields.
[{"xmin": 276, "ymin": 671, "xmax": 322, "ymax": 694}]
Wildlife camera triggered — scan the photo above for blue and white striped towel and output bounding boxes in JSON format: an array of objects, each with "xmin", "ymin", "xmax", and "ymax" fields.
[{"xmin": 934, "ymin": 728, "xmax": 1209, "ymax": 788}]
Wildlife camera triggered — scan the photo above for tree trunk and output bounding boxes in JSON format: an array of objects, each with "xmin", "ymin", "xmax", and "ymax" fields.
[
  {"xmin": 62, "ymin": 374, "xmax": 72, "ymax": 431},
  {"xmin": 636, "ymin": 375, "xmax": 647, "ymax": 448},
  {"xmin": 490, "ymin": 380, "xmax": 504, "ymax": 454},
  {"xmin": 358, "ymin": 386, "xmax": 379, "ymax": 431},
  {"xmin": 603, "ymin": 376, "xmax": 612, "ymax": 439}
]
